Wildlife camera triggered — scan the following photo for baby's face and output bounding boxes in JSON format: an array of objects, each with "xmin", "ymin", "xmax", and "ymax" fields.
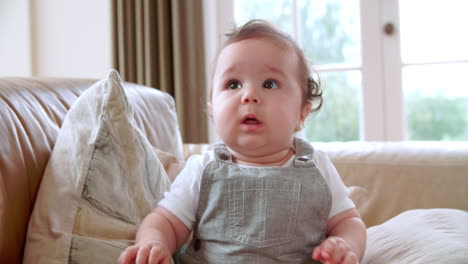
[{"xmin": 210, "ymin": 38, "xmax": 311, "ymax": 159}]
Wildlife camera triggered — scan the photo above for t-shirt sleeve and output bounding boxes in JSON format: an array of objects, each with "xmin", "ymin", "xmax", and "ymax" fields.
[
  {"xmin": 313, "ymin": 149, "xmax": 355, "ymax": 219},
  {"xmin": 157, "ymin": 151, "xmax": 213, "ymax": 230}
]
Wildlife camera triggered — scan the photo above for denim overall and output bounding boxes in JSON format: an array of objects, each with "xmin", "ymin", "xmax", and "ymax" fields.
[{"xmin": 177, "ymin": 137, "xmax": 332, "ymax": 264}]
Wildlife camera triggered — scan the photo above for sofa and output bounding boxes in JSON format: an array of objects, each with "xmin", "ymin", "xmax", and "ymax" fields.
[{"xmin": 1, "ymin": 76, "xmax": 467, "ymax": 263}]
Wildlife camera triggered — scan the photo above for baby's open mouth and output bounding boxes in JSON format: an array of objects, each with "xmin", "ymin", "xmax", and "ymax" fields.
[{"xmin": 241, "ymin": 114, "xmax": 262, "ymax": 125}]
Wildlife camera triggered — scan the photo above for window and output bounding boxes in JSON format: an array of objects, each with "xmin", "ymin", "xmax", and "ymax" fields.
[
  {"xmin": 399, "ymin": 0, "xmax": 468, "ymax": 141},
  {"xmin": 205, "ymin": 0, "xmax": 468, "ymax": 141}
]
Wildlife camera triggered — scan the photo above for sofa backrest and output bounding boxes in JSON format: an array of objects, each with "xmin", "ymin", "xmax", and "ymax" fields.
[
  {"xmin": 314, "ymin": 141, "xmax": 468, "ymax": 227},
  {"xmin": 183, "ymin": 142, "xmax": 468, "ymax": 228},
  {"xmin": 0, "ymin": 77, "xmax": 183, "ymax": 263}
]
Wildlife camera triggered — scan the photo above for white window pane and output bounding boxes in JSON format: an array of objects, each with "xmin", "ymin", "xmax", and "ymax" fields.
[
  {"xmin": 298, "ymin": 0, "xmax": 361, "ymax": 66},
  {"xmin": 234, "ymin": 0, "xmax": 293, "ymax": 34},
  {"xmin": 304, "ymin": 71, "xmax": 361, "ymax": 142},
  {"xmin": 400, "ymin": 0, "xmax": 468, "ymax": 63},
  {"xmin": 404, "ymin": 63, "xmax": 468, "ymax": 141}
]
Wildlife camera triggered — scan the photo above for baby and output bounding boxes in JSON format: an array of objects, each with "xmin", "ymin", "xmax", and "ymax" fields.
[{"xmin": 118, "ymin": 19, "xmax": 366, "ymax": 264}]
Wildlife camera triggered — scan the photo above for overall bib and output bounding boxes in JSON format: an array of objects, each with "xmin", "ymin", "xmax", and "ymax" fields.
[{"xmin": 177, "ymin": 137, "xmax": 332, "ymax": 263}]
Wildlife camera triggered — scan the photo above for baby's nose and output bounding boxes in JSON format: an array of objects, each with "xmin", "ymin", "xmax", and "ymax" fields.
[
  {"xmin": 241, "ymin": 88, "xmax": 261, "ymax": 104},
  {"xmin": 242, "ymin": 96, "xmax": 259, "ymax": 104}
]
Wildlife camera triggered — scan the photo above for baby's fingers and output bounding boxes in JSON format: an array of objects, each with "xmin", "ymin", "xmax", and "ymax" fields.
[
  {"xmin": 328, "ymin": 238, "xmax": 349, "ymax": 263},
  {"xmin": 342, "ymin": 252, "xmax": 359, "ymax": 264},
  {"xmin": 136, "ymin": 243, "xmax": 154, "ymax": 264},
  {"xmin": 312, "ymin": 245, "xmax": 329, "ymax": 261},
  {"xmin": 118, "ymin": 245, "xmax": 140, "ymax": 264},
  {"xmin": 148, "ymin": 246, "xmax": 173, "ymax": 264}
]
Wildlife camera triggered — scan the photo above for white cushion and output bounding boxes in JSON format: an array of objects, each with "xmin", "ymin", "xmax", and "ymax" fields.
[
  {"xmin": 23, "ymin": 70, "xmax": 172, "ymax": 263},
  {"xmin": 363, "ymin": 208, "xmax": 468, "ymax": 264}
]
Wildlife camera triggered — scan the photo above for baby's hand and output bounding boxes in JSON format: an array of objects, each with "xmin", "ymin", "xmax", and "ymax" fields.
[
  {"xmin": 312, "ymin": 236, "xmax": 358, "ymax": 264},
  {"xmin": 117, "ymin": 240, "xmax": 172, "ymax": 264}
]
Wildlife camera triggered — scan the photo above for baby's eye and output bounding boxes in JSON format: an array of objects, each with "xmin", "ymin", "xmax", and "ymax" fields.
[
  {"xmin": 227, "ymin": 80, "xmax": 242, "ymax": 90},
  {"xmin": 263, "ymin": 79, "xmax": 279, "ymax": 89}
]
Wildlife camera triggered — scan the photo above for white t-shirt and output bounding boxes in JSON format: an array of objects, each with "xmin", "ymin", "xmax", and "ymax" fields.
[{"xmin": 158, "ymin": 148, "xmax": 355, "ymax": 230}]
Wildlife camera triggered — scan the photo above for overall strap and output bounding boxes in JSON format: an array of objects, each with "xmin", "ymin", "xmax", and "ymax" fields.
[
  {"xmin": 213, "ymin": 141, "xmax": 234, "ymax": 163},
  {"xmin": 293, "ymin": 137, "xmax": 316, "ymax": 168}
]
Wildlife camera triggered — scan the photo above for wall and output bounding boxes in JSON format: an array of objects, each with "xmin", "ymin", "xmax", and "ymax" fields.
[
  {"xmin": 0, "ymin": 0, "xmax": 112, "ymax": 78},
  {"xmin": 0, "ymin": 0, "xmax": 32, "ymax": 76}
]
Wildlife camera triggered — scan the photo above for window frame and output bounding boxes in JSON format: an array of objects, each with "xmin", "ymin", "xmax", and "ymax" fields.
[{"xmin": 360, "ymin": 0, "xmax": 404, "ymax": 140}]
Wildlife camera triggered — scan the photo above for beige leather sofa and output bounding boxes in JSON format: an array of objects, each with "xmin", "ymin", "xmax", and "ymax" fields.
[{"xmin": 1, "ymin": 77, "xmax": 467, "ymax": 263}]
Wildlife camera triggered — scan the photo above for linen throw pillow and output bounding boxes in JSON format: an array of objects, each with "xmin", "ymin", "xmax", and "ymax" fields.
[{"xmin": 23, "ymin": 70, "xmax": 171, "ymax": 263}]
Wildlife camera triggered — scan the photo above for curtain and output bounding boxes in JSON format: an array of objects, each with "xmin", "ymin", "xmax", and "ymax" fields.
[{"xmin": 111, "ymin": 0, "xmax": 208, "ymax": 143}]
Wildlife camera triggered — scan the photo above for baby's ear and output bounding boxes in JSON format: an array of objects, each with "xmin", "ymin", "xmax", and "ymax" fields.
[
  {"xmin": 300, "ymin": 102, "xmax": 312, "ymax": 122},
  {"xmin": 295, "ymin": 103, "xmax": 312, "ymax": 132}
]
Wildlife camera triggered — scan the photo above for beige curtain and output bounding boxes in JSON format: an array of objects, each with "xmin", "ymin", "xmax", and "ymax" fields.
[{"xmin": 111, "ymin": 0, "xmax": 208, "ymax": 143}]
